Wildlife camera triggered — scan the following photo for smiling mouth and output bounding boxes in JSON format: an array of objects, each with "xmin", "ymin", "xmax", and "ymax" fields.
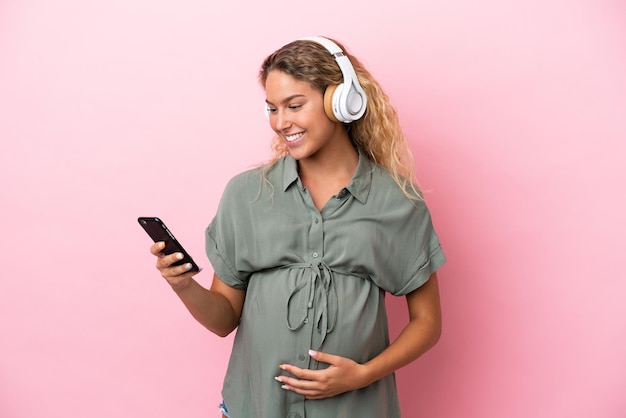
[{"xmin": 285, "ymin": 132, "xmax": 304, "ymax": 143}]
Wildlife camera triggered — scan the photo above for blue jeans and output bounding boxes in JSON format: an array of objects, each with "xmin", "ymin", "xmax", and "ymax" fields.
[{"xmin": 218, "ymin": 401, "xmax": 230, "ymax": 417}]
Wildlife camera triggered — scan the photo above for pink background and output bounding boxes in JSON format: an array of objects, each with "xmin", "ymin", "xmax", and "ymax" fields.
[{"xmin": 1, "ymin": 0, "xmax": 624, "ymax": 417}]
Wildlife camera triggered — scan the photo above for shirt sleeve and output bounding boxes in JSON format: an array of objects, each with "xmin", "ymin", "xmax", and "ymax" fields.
[
  {"xmin": 393, "ymin": 219, "xmax": 446, "ymax": 296},
  {"xmin": 369, "ymin": 197, "xmax": 446, "ymax": 297},
  {"xmin": 205, "ymin": 172, "xmax": 256, "ymax": 289}
]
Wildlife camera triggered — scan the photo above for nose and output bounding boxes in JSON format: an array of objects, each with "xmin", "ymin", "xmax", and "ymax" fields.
[{"xmin": 273, "ymin": 109, "xmax": 292, "ymax": 131}]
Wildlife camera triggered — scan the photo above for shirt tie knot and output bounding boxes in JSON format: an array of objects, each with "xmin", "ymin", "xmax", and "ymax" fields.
[{"xmin": 285, "ymin": 261, "xmax": 338, "ymax": 350}]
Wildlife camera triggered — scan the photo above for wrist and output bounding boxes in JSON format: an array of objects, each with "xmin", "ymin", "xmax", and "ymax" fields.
[
  {"xmin": 169, "ymin": 275, "xmax": 195, "ymax": 293},
  {"xmin": 360, "ymin": 357, "xmax": 390, "ymax": 388},
  {"xmin": 357, "ymin": 362, "xmax": 378, "ymax": 389}
]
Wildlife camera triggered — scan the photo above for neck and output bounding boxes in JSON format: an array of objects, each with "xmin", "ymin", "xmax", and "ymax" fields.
[
  {"xmin": 297, "ymin": 139, "xmax": 359, "ymax": 182},
  {"xmin": 297, "ymin": 138, "xmax": 359, "ymax": 211}
]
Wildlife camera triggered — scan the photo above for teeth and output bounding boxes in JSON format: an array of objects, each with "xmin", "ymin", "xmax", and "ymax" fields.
[{"xmin": 286, "ymin": 132, "xmax": 304, "ymax": 142}]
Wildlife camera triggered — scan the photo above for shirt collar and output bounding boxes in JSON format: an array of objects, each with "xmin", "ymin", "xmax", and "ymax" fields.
[
  {"xmin": 282, "ymin": 156, "xmax": 299, "ymax": 191},
  {"xmin": 281, "ymin": 149, "xmax": 373, "ymax": 205}
]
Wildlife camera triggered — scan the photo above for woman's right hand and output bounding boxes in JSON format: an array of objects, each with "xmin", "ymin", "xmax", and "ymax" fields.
[
  {"xmin": 150, "ymin": 241, "xmax": 198, "ymax": 291},
  {"xmin": 149, "ymin": 242, "xmax": 244, "ymax": 337}
]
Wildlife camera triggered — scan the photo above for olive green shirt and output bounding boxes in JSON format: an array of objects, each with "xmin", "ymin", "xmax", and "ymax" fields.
[{"xmin": 205, "ymin": 152, "xmax": 446, "ymax": 418}]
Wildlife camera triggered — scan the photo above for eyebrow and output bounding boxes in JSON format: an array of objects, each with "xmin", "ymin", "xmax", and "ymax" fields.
[{"xmin": 265, "ymin": 94, "xmax": 306, "ymax": 106}]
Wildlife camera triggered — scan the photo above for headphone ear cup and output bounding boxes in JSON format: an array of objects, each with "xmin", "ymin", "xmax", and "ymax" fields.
[
  {"xmin": 326, "ymin": 82, "xmax": 365, "ymax": 123},
  {"xmin": 324, "ymin": 84, "xmax": 340, "ymax": 122},
  {"xmin": 345, "ymin": 87, "xmax": 365, "ymax": 118},
  {"xmin": 298, "ymin": 36, "xmax": 367, "ymax": 122}
]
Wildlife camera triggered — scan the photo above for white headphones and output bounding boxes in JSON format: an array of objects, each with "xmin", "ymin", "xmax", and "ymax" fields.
[{"xmin": 266, "ymin": 36, "xmax": 368, "ymax": 123}]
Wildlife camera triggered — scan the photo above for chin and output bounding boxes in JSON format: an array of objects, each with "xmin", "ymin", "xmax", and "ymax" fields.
[{"xmin": 285, "ymin": 144, "xmax": 307, "ymax": 160}]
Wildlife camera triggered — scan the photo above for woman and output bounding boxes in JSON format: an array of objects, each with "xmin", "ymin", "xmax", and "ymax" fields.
[{"xmin": 151, "ymin": 36, "xmax": 446, "ymax": 418}]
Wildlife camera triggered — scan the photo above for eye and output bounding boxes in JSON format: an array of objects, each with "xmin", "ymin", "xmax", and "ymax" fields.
[
  {"xmin": 266, "ymin": 107, "xmax": 277, "ymax": 114},
  {"xmin": 288, "ymin": 104, "xmax": 302, "ymax": 111}
]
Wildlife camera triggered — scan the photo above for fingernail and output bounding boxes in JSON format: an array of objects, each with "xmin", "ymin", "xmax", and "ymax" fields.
[
  {"xmin": 176, "ymin": 253, "xmax": 184, "ymax": 260},
  {"xmin": 279, "ymin": 364, "xmax": 286, "ymax": 370},
  {"xmin": 184, "ymin": 263, "xmax": 192, "ymax": 270},
  {"xmin": 158, "ymin": 242, "xmax": 165, "ymax": 248},
  {"xmin": 308, "ymin": 350, "xmax": 318, "ymax": 357},
  {"xmin": 281, "ymin": 385, "xmax": 289, "ymax": 390},
  {"xmin": 274, "ymin": 376, "xmax": 283, "ymax": 383}
]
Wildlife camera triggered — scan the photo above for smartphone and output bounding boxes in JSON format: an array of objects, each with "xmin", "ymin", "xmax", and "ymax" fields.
[{"xmin": 138, "ymin": 217, "xmax": 200, "ymax": 272}]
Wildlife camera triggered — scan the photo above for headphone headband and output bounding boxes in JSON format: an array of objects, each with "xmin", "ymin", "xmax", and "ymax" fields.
[{"xmin": 299, "ymin": 36, "xmax": 344, "ymax": 56}]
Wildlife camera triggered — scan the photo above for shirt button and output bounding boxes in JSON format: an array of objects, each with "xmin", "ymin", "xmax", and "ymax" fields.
[
  {"xmin": 298, "ymin": 354, "xmax": 306, "ymax": 361},
  {"xmin": 314, "ymin": 218, "xmax": 319, "ymax": 224},
  {"xmin": 312, "ymin": 252, "xmax": 318, "ymax": 258}
]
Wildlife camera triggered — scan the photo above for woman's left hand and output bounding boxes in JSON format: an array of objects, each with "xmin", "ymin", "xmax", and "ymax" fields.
[{"xmin": 275, "ymin": 350, "xmax": 370, "ymax": 399}]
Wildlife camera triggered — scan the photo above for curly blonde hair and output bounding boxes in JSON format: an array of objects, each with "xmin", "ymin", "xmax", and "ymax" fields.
[{"xmin": 259, "ymin": 37, "xmax": 422, "ymax": 200}]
